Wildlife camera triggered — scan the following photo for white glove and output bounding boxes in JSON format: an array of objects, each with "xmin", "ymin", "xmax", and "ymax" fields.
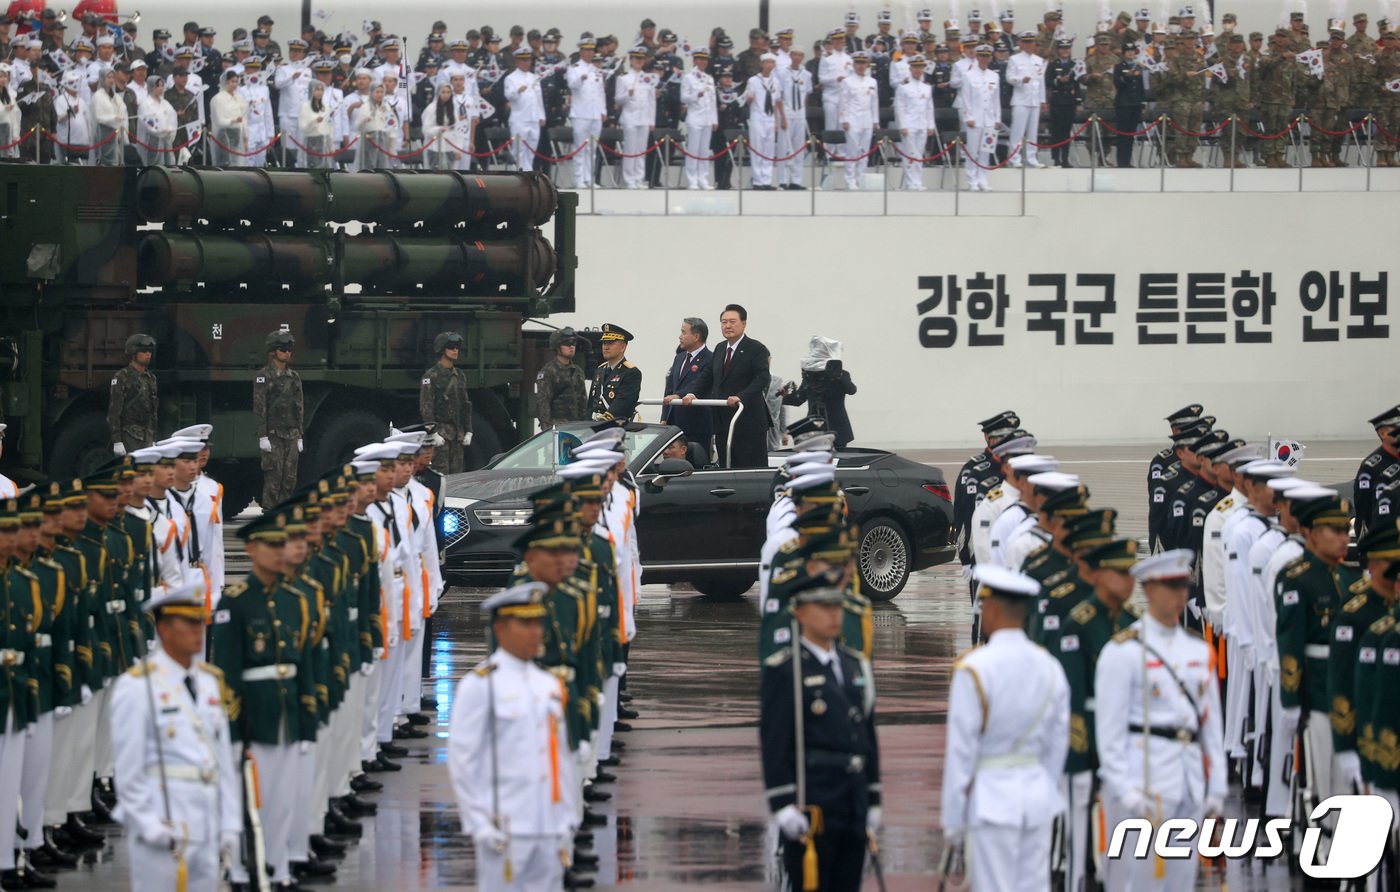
[
  {"xmin": 112, "ymin": 442, "xmax": 126, "ymax": 456},
  {"xmin": 220, "ymin": 829, "xmax": 240, "ymax": 856},
  {"xmin": 612, "ymin": 661, "xmax": 627, "ymax": 677},
  {"xmin": 429, "ymin": 433, "xmax": 446, "ymax": 447},
  {"xmin": 961, "ymin": 564, "xmax": 974, "ymax": 582},
  {"xmin": 943, "ymin": 825, "xmax": 965, "ymax": 847},
  {"xmin": 388, "ymin": 629, "xmax": 399, "ymax": 649},
  {"xmin": 298, "ymin": 740, "xmax": 312, "ymax": 755},
  {"xmin": 259, "ymin": 437, "xmax": 272, "ymax": 452},
  {"xmin": 775, "ymin": 804, "xmax": 810, "ymax": 841},
  {"xmin": 25, "ymin": 723, "xmax": 34, "ymax": 738},
  {"xmin": 462, "ymin": 432, "xmax": 473, "ymax": 446},
  {"xmin": 372, "ymin": 647, "xmax": 385, "ymax": 661},
  {"xmin": 1203, "ymin": 794, "xmax": 1225, "ymax": 817},
  {"xmin": 867, "ymin": 806, "xmax": 882, "ymax": 833},
  {"xmin": 576, "ymin": 740, "xmax": 593, "ymax": 767},
  {"xmin": 80, "ymin": 684, "xmax": 93, "ymax": 706},
  {"xmin": 1336, "ymin": 751, "xmax": 1363, "ymax": 789},
  {"xmin": 1118, "ymin": 788, "xmax": 1148, "ymax": 818},
  {"xmin": 142, "ymin": 823, "xmax": 177, "ymax": 848},
  {"xmin": 472, "ymin": 826, "xmax": 508, "ymax": 852},
  {"xmin": 54, "ymin": 705, "xmax": 73, "ymax": 719},
  {"xmin": 296, "ymin": 438, "xmax": 304, "ymax": 453},
  {"xmin": 360, "ymin": 662, "xmax": 374, "ymax": 677},
  {"xmin": 596, "ymin": 691, "xmax": 606, "ymax": 709}
]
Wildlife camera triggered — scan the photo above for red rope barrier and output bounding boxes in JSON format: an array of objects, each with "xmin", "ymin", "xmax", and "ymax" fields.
[
  {"xmin": 1236, "ymin": 117, "xmax": 1304, "ymax": 140},
  {"xmin": 814, "ymin": 138, "xmax": 886, "ymax": 162},
  {"xmin": 444, "ymin": 138, "xmax": 516, "ymax": 159},
  {"xmin": 127, "ymin": 131, "xmax": 204, "ymax": 153},
  {"xmin": 887, "ymin": 138, "xmax": 960, "ymax": 163},
  {"xmin": 746, "ymin": 137, "xmax": 815, "ymax": 162},
  {"xmin": 523, "ymin": 139, "xmax": 590, "ymax": 163},
  {"xmin": 45, "ymin": 127, "xmax": 120, "ymax": 151},
  {"xmin": 204, "ymin": 130, "xmax": 281, "ymax": 157},
  {"xmin": 1096, "ymin": 117, "xmax": 1162, "ymax": 138},
  {"xmin": 670, "ymin": 137, "xmax": 742, "ymax": 161},
  {"xmin": 365, "ymin": 136, "xmax": 431, "ymax": 161},
  {"xmin": 597, "ymin": 137, "xmax": 668, "ymax": 159},
  {"xmin": 286, "ymin": 133, "xmax": 356, "ymax": 157},
  {"xmin": 1306, "ymin": 116, "xmax": 1367, "ymax": 137},
  {"xmin": 1374, "ymin": 120, "xmax": 1400, "ymax": 144},
  {"xmin": 1028, "ymin": 118, "xmax": 1095, "ymax": 150},
  {"xmin": 0, "ymin": 127, "xmax": 36, "ymax": 151},
  {"xmin": 1162, "ymin": 116, "xmax": 1232, "ymax": 138},
  {"xmin": 960, "ymin": 141, "xmax": 1023, "ymax": 170}
]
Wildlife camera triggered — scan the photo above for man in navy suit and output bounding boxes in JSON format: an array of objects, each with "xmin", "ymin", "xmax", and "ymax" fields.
[
  {"xmin": 681, "ymin": 303, "xmax": 773, "ymax": 468},
  {"xmin": 661, "ymin": 317, "xmax": 714, "ymax": 459}
]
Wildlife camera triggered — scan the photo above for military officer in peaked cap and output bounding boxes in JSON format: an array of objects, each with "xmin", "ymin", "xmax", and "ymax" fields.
[
  {"xmin": 954, "ymin": 410, "xmax": 1020, "ymax": 570},
  {"xmin": 1355, "ymin": 403, "xmax": 1400, "ymax": 539},
  {"xmin": 421, "ymin": 332, "xmax": 475, "ymax": 475},
  {"xmin": 588, "ymin": 325, "xmax": 642, "ymax": 424},
  {"xmin": 109, "ymin": 333, "xmax": 159, "ymax": 456},
  {"xmin": 110, "ymin": 582, "xmax": 240, "ymax": 892}
]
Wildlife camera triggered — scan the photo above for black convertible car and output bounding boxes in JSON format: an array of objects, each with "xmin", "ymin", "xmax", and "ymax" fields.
[{"xmin": 439, "ymin": 423, "xmax": 955, "ymax": 600}]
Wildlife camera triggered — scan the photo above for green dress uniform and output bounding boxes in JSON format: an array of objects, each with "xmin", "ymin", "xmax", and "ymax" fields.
[
  {"xmin": 1055, "ymin": 594, "xmax": 1140, "ymax": 773},
  {"xmin": 115, "ymin": 505, "xmax": 155, "ymax": 642},
  {"xmin": 77, "ymin": 519, "xmax": 128, "ymax": 682},
  {"xmin": 420, "ymin": 361, "xmax": 474, "ymax": 475},
  {"xmin": 107, "ymin": 363, "xmax": 159, "ymax": 452},
  {"xmin": 841, "ymin": 588, "xmax": 874, "ymax": 661},
  {"xmin": 50, "ymin": 534, "xmax": 99, "ymax": 699},
  {"xmin": 1029, "ymin": 563, "xmax": 1092, "ymax": 649},
  {"xmin": 1275, "ymin": 549, "xmax": 1358, "ymax": 715},
  {"xmin": 760, "ymin": 539, "xmax": 807, "ymax": 664},
  {"xmin": 31, "ymin": 546, "xmax": 77, "ymax": 710},
  {"xmin": 586, "ymin": 531, "xmax": 621, "ymax": 686},
  {"xmin": 512, "ymin": 563, "xmax": 591, "ymax": 748},
  {"xmin": 2, "ymin": 560, "xmax": 40, "ymax": 728},
  {"xmin": 1328, "ymin": 578, "xmax": 1391, "ymax": 761},
  {"xmin": 337, "ymin": 515, "xmax": 383, "ymax": 669},
  {"xmin": 0, "ymin": 551, "xmax": 37, "ymax": 872},
  {"xmin": 1358, "ymin": 609, "xmax": 1400, "ymax": 791},
  {"xmin": 253, "ymin": 364, "xmax": 305, "ymax": 509},
  {"xmin": 570, "ymin": 553, "xmax": 604, "ymax": 737},
  {"xmin": 102, "ymin": 517, "xmax": 144, "ymax": 665}
]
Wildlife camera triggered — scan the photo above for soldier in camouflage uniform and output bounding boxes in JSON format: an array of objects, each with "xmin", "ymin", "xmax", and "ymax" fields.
[
  {"xmin": 254, "ymin": 331, "xmax": 304, "ymax": 510},
  {"xmin": 108, "ymin": 333, "xmax": 158, "ymax": 456},
  {"xmin": 1158, "ymin": 37, "xmax": 1208, "ymax": 166},
  {"xmin": 1377, "ymin": 30, "xmax": 1400, "ymax": 167},
  {"xmin": 420, "ymin": 332, "xmax": 474, "ymax": 475},
  {"xmin": 1214, "ymin": 34, "xmax": 1253, "ymax": 166},
  {"xmin": 1347, "ymin": 12, "xmax": 1378, "ymax": 55},
  {"xmin": 535, "ymin": 326, "xmax": 588, "ymax": 431},
  {"xmin": 1311, "ymin": 27, "xmax": 1354, "ymax": 167},
  {"xmin": 1084, "ymin": 33, "xmax": 1120, "ymax": 163},
  {"xmin": 1255, "ymin": 30, "xmax": 1300, "ymax": 167}
]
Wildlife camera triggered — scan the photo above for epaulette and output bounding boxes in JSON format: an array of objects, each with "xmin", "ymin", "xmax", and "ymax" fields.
[
  {"xmin": 36, "ymin": 556, "xmax": 62, "ymax": 571},
  {"xmin": 1161, "ymin": 467, "xmax": 1179, "ymax": 480},
  {"xmin": 125, "ymin": 660, "xmax": 150, "ymax": 678},
  {"xmin": 1123, "ymin": 602, "xmax": 1142, "ymax": 618},
  {"xmin": 837, "ymin": 643, "xmax": 865, "ymax": 662},
  {"xmin": 987, "ymin": 487, "xmax": 1005, "ymax": 502},
  {"xmin": 1284, "ymin": 558, "xmax": 1311, "ymax": 579},
  {"xmin": 843, "ymin": 590, "xmax": 871, "ymax": 608},
  {"xmin": 621, "ymin": 360, "xmax": 636, "ymax": 369},
  {"xmin": 1069, "ymin": 600, "xmax": 1096, "ymax": 625},
  {"xmin": 472, "ymin": 660, "xmax": 497, "ymax": 677},
  {"xmin": 1214, "ymin": 497, "xmax": 1235, "ymax": 513},
  {"xmin": 972, "ymin": 461, "xmax": 992, "ymax": 472},
  {"xmin": 1112, "ymin": 627, "xmax": 1138, "ymax": 644},
  {"xmin": 764, "ymin": 649, "xmax": 793, "ymax": 668},
  {"xmin": 1343, "ymin": 593, "xmax": 1369, "ymax": 613},
  {"xmin": 197, "ymin": 661, "xmax": 224, "ymax": 679},
  {"xmin": 1050, "ymin": 582, "xmax": 1077, "ymax": 599},
  {"xmin": 951, "ymin": 643, "xmax": 983, "ymax": 668},
  {"xmin": 1364, "ymin": 452, "xmax": 1383, "ymax": 468},
  {"xmin": 777, "ymin": 538, "xmax": 802, "ymax": 556},
  {"xmin": 222, "ymin": 582, "xmax": 248, "ymax": 598},
  {"xmin": 1348, "ymin": 578, "xmax": 1370, "ymax": 596},
  {"xmin": 1044, "ymin": 569, "xmax": 1069, "ymax": 586},
  {"xmin": 1025, "ymin": 550, "xmax": 1051, "ymax": 571},
  {"xmin": 1369, "ymin": 615, "xmax": 1397, "ymax": 636},
  {"xmin": 1156, "ymin": 447, "xmax": 1173, "ymax": 459},
  {"xmin": 1382, "ymin": 464, "xmax": 1400, "ymax": 480}
]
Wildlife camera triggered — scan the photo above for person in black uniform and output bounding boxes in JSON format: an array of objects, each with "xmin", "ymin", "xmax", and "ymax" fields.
[
  {"xmin": 648, "ymin": 51, "xmax": 681, "ymax": 187},
  {"xmin": 1150, "ymin": 418, "xmax": 1215, "ymax": 553},
  {"xmin": 1112, "ymin": 42, "xmax": 1146, "ymax": 167},
  {"xmin": 714, "ymin": 63, "xmax": 745, "ymax": 189},
  {"xmin": 1147, "ymin": 405, "xmax": 1209, "ymax": 548},
  {"xmin": 761, "ymin": 579, "xmax": 880, "ymax": 892},
  {"xmin": 1354, "ymin": 404, "xmax": 1400, "ymax": 539},
  {"xmin": 1045, "ymin": 39, "xmax": 1082, "ymax": 167},
  {"xmin": 953, "ymin": 411, "xmax": 1020, "ymax": 567},
  {"xmin": 587, "ymin": 324, "xmax": 643, "ymax": 423}
]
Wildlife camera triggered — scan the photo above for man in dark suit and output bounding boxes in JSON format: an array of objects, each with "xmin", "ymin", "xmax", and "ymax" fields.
[
  {"xmin": 682, "ymin": 304, "xmax": 772, "ymax": 468},
  {"xmin": 661, "ymin": 317, "xmax": 714, "ymax": 459}
]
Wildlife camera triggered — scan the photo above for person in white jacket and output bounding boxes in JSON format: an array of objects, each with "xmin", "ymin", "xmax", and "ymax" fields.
[
  {"xmin": 957, "ymin": 46, "xmax": 1002, "ymax": 191},
  {"xmin": 352, "ymin": 82, "xmax": 393, "ymax": 170},
  {"xmin": 238, "ymin": 56, "xmax": 273, "ymax": 167},
  {"xmin": 446, "ymin": 72, "xmax": 479, "ymax": 171},
  {"xmin": 298, "ymin": 80, "xmax": 335, "ymax": 168},
  {"xmin": 565, "ymin": 39, "xmax": 607, "ymax": 187},
  {"xmin": 135, "ymin": 75, "xmax": 178, "ymax": 165},
  {"xmin": 0, "ymin": 67, "xmax": 20, "ymax": 159},
  {"xmin": 54, "ymin": 71, "xmax": 91, "ymax": 163},
  {"xmin": 680, "ymin": 47, "xmax": 717, "ymax": 189},
  {"xmin": 614, "ymin": 46, "xmax": 657, "ymax": 189},
  {"xmin": 420, "ymin": 83, "xmax": 460, "ymax": 171},
  {"xmin": 776, "ymin": 48, "xmax": 812, "ymax": 189},
  {"xmin": 742, "ymin": 53, "xmax": 784, "ymax": 189},
  {"xmin": 894, "ymin": 55, "xmax": 936, "ymax": 189},
  {"xmin": 275, "ymin": 39, "xmax": 312, "ymax": 157},
  {"xmin": 941, "ymin": 565, "xmax": 1069, "ymax": 892},
  {"xmin": 380, "ymin": 70, "xmax": 409, "ymax": 166},
  {"xmin": 817, "ymin": 29, "xmax": 852, "ymax": 131},
  {"xmin": 208, "ymin": 69, "xmax": 248, "ymax": 166},
  {"xmin": 504, "ymin": 46, "xmax": 545, "ymax": 172},
  {"xmin": 838, "ymin": 51, "xmax": 880, "ymax": 189},
  {"xmin": 90, "ymin": 66, "xmax": 128, "ymax": 166},
  {"xmin": 1005, "ymin": 32, "xmax": 1048, "ymax": 168}
]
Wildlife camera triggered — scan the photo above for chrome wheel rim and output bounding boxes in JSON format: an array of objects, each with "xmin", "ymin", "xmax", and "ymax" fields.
[{"xmin": 860, "ymin": 525, "xmax": 907, "ymax": 593}]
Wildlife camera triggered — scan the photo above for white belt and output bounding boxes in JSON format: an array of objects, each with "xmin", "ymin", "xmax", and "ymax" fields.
[
  {"xmin": 0, "ymin": 649, "xmax": 23, "ymax": 667},
  {"xmin": 1304, "ymin": 644, "xmax": 1330, "ymax": 659},
  {"xmin": 977, "ymin": 753, "xmax": 1040, "ymax": 770},
  {"xmin": 242, "ymin": 664, "xmax": 298, "ymax": 682},
  {"xmin": 107, "ymin": 600, "xmax": 127, "ymax": 614},
  {"xmin": 34, "ymin": 634, "xmax": 51, "ymax": 648},
  {"xmin": 1084, "ymin": 698, "xmax": 1095, "ymax": 710},
  {"xmin": 149, "ymin": 764, "xmax": 218, "ymax": 785},
  {"xmin": 348, "ymin": 608, "xmax": 359, "ymax": 621}
]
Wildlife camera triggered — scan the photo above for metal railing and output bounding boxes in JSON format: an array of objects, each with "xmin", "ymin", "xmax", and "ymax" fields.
[{"xmin": 637, "ymin": 398, "xmax": 743, "ymax": 467}]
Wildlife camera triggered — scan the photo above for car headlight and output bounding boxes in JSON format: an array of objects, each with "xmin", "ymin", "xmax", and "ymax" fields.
[{"xmin": 473, "ymin": 507, "xmax": 532, "ymax": 527}]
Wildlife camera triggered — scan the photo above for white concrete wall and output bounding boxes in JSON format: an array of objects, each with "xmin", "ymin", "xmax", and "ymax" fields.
[{"xmin": 546, "ymin": 189, "xmax": 1397, "ymax": 448}]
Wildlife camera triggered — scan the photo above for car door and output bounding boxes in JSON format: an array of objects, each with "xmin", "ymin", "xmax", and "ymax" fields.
[
  {"xmin": 635, "ymin": 468, "xmax": 739, "ymax": 563},
  {"xmin": 728, "ymin": 466, "xmax": 779, "ymax": 557}
]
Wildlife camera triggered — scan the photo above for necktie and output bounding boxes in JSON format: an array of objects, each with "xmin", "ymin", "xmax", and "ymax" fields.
[
  {"xmin": 183, "ymin": 673, "xmax": 197, "ymax": 703},
  {"xmin": 724, "ymin": 345, "xmax": 734, "ymax": 374},
  {"xmin": 793, "ymin": 79, "xmax": 803, "ymax": 110},
  {"xmin": 764, "ymin": 81, "xmax": 773, "ymax": 114}
]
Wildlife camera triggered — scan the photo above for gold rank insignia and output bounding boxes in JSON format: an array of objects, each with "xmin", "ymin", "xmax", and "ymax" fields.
[
  {"xmin": 1331, "ymin": 695, "xmax": 1355, "ymax": 735},
  {"xmin": 1280, "ymin": 654, "xmax": 1301, "ymax": 692}
]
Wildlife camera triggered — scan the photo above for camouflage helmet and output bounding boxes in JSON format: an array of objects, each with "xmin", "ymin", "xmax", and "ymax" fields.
[
  {"xmin": 548, "ymin": 326, "xmax": 577, "ymax": 350},
  {"xmin": 433, "ymin": 331, "xmax": 466, "ymax": 354},
  {"xmin": 265, "ymin": 330, "xmax": 295, "ymax": 352},
  {"xmin": 124, "ymin": 333, "xmax": 156, "ymax": 355}
]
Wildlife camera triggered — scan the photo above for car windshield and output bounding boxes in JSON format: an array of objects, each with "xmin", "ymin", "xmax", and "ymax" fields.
[{"xmin": 491, "ymin": 426, "xmax": 673, "ymax": 471}]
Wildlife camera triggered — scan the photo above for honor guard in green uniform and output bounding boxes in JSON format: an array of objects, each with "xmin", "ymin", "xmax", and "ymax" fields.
[
  {"xmin": 0, "ymin": 497, "xmax": 37, "ymax": 882},
  {"xmin": 108, "ymin": 333, "xmax": 158, "ymax": 456},
  {"xmin": 537, "ymin": 327, "xmax": 590, "ymax": 432},
  {"xmin": 1274, "ymin": 493, "xmax": 1358, "ymax": 821},
  {"xmin": 762, "ymin": 504, "xmax": 847, "ymax": 664},
  {"xmin": 588, "ymin": 324, "xmax": 643, "ymax": 424},
  {"xmin": 1340, "ymin": 522, "xmax": 1400, "ymax": 799},
  {"xmin": 1357, "ymin": 558, "xmax": 1400, "ymax": 829},
  {"xmin": 210, "ymin": 507, "xmax": 318, "ymax": 889},
  {"xmin": 420, "ymin": 332, "xmax": 475, "ymax": 475},
  {"xmin": 1054, "ymin": 532, "xmax": 1141, "ymax": 892},
  {"xmin": 254, "ymin": 330, "xmax": 305, "ymax": 511},
  {"xmin": 1023, "ymin": 488, "xmax": 1094, "ymax": 647}
]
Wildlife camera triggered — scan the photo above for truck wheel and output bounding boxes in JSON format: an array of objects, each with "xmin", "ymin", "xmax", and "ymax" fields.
[
  {"xmin": 303, "ymin": 407, "xmax": 389, "ymax": 481},
  {"xmin": 48, "ymin": 409, "xmax": 113, "ymax": 479}
]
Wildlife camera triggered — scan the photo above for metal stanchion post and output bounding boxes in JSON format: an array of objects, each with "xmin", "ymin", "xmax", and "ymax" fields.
[
  {"xmin": 1090, "ymin": 116, "xmax": 1098, "ymax": 192},
  {"xmin": 738, "ymin": 139, "xmax": 744, "ymax": 217},
  {"xmin": 1160, "ymin": 115, "xmax": 1167, "ymax": 192},
  {"xmin": 1229, "ymin": 115, "xmax": 1236, "ymax": 192},
  {"xmin": 589, "ymin": 136, "xmax": 596, "ymax": 214},
  {"xmin": 35, "ymin": 127, "xmax": 41, "ymax": 165},
  {"xmin": 954, "ymin": 139, "xmax": 961, "ymax": 216},
  {"xmin": 1019, "ymin": 142, "xmax": 1026, "ymax": 216},
  {"xmin": 883, "ymin": 138, "xmax": 889, "ymax": 216},
  {"xmin": 663, "ymin": 137, "xmax": 670, "ymax": 216},
  {"xmin": 810, "ymin": 138, "xmax": 816, "ymax": 216},
  {"xmin": 1365, "ymin": 116, "xmax": 1373, "ymax": 192}
]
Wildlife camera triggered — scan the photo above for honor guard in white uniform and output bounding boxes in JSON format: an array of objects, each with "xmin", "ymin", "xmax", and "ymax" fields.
[
  {"xmin": 776, "ymin": 48, "xmax": 812, "ymax": 188},
  {"xmin": 158, "ymin": 437, "xmax": 210, "ymax": 599},
  {"xmin": 742, "ymin": 53, "xmax": 784, "ymax": 189},
  {"xmin": 505, "ymin": 47, "xmax": 545, "ymax": 172},
  {"xmin": 615, "ymin": 46, "xmax": 658, "ymax": 189},
  {"xmin": 566, "ymin": 39, "xmax": 607, "ymax": 187},
  {"xmin": 354, "ymin": 442, "xmax": 407, "ymax": 772},
  {"xmin": 449, "ymin": 582, "xmax": 578, "ymax": 892},
  {"xmin": 1005, "ymin": 472, "xmax": 1080, "ymax": 572},
  {"xmin": 681, "ymin": 47, "xmax": 718, "ymax": 188},
  {"xmin": 1199, "ymin": 444, "xmax": 1258, "ymax": 631},
  {"xmin": 988, "ymin": 453, "xmax": 1058, "ymax": 570},
  {"xmin": 372, "ymin": 437, "xmax": 423, "ymax": 751},
  {"xmin": 941, "ymin": 565, "xmax": 1069, "ymax": 891},
  {"xmin": 958, "ymin": 45, "xmax": 1002, "ymax": 190},
  {"xmin": 837, "ymin": 51, "xmax": 879, "ymax": 189},
  {"xmin": 385, "ymin": 429, "xmax": 442, "ymax": 728},
  {"xmin": 893, "ymin": 55, "xmax": 936, "ymax": 189},
  {"xmin": 1005, "ymin": 32, "xmax": 1048, "ymax": 167},
  {"xmin": 168, "ymin": 425, "xmax": 225, "ymax": 604},
  {"xmin": 969, "ymin": 433, "xmax": 1038, "ymax": 572},
  {"xmin": 110, "ymin": 583, "xmax": 241, "ymax": 892},
  {"xmin": 1095, "ymin": 549, "xmax": 1226, "ymax": 892},
  {"xmin": 818, "ymin": 29, "xmax": 853, "ymax": 131},
  {"xmin": 129, "ymin": 445, "xmax": 185, "ymax": 594},
  {"xmin": 274, "ymin": 39, "xmax": 312, "ymax": 148}
]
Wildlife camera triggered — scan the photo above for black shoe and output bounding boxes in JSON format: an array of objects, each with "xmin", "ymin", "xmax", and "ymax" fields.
[
  {"xmin": 598, "ymin": 755, "xmax": 622, "ymax": 768},
  {"xmin": 619, "ymin": 693, "xmax": 633, "ymax": 703},
  {"xmin": 325, "ymin": 806, "xmax": 363, "ymax": 839},
  {"xmin": 392, "ymin": 725, "xmax": 428, "ymax": 740},
  {"xmin": 28, "ymin": 844, "xmax": 76, "ymax": 870},
  {"xmin": 340, "ymin": 794, "xmax": 378, "ymax": 817},
  {"xmin": 574, "ymin": 831, "xmax": 594, "ymax": 850},
  {"xmin": 573, "ymin": 852, "xmax": 599, "ymax": 868},
  {"xmin": 276, "ymin": 883, "xmax": 308, "ymax": 892},
  {"xmin": 617, "ymin": 707, "xmax": 639, "ymax": 720},
  {"xmin": 85, "ymin": 798, "xmax": 115, "ymax": 825},
  {"xmin": 380, "ymin": 742, "xmax": 409, "ymax": 757},
  {"xmin": 592, "ymin": 771, "xmax": 617, "ymax": 784},
  {"xmin": 405, "ymin": 713, "xmax": 431, "ymax": 726},
  {"xmin": 309, "ymin": 835, "xmax": 347, "ymax": 860},
  {"xmin": 350, "ymin": 774, "xmax": 383, "ymax": 793},
  {"xmin": 420, "ymin": 696, "xmax": 438, "ymax": 711},
  {"xmin": 564, "ymin": 870, "xmax": 596, "ymax": 889},
  {"xmin": 581, "ymin": 809, "xmax": 607, "ymax": 827},
  {"xmin": 93, "ymin": 777, "xmax": 117, "ymax": 810},
  {"xmin": 611, "ymin": 740, "xmax": 626, "ymax": 752},
  {"xmin": 788, "ymin": 184, "xmax": 808, "ymax": 190},
  {"xmin": 583, "ymin": 786, "xmax": 611, "ymax": 803},
  {"xmin": 61, "ymin": 816, "xmax": 104, "ymax": 848},
  {"xmin": 613, "ymin": 722, "xmax": 633, "ymax": 733},
  {"xmin": 292, "ymin": 857, "xmax": 338, "ymax": 877},
  {"xmin": 8, "ymin": 865, "xmax": 58, "ymax": 888},
  {"xmin": 366, "ymin": 755, "xmax": 402, "ymax": 773}
]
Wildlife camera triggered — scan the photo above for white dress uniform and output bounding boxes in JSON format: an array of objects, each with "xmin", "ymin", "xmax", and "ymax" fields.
[
  {"xmin": 956, "ymin": 62, "xmax": 1002, "ymax": 190},
  {"xmin": 565, "ymin": 59, "xmax": 607, "ymax": 187},
  {"xmin": 894, "ymin": 76, "xmax": 935, "ymax": 189},
  {"xmin": 775, "ymin": 64, "xmax": 812, "ymax": 187},
  {"xmin": 837, "ymin": 70, "xmax": 879, "ymax": 188},
  {"xmin": 680, "ymin": 66, "xmax": 717, "ymax": 188},
  {"xmin": 971, "ymin": 482, "xmax": 1019, "ymax": 569},
  {"xmin": 362, "ymin": 491, "xmax": 403, "ymax": 764},
  {"xmin": 1095, "ymin": 614, "xmax": 1226, "ymax": 892},
  {"xmin": 942, "ymin": 570, "xmax": 1069, "ymax": 892},
  {"xmin": 194, "ymin": 472, "xmax": 225, "ymax": 597},
  {"xmin": 817, "ymin": 49, "xmax": 852, "ymax": 130},
  {"xmin": 1005, "ymin": 48, "xmax": 1047, "ymax": 167},
  {"xmin": 237, "ymin": 73, "xmax": 273, "ymax": 167},
  {"xmin": 273, "ymin": 60, "xmax": 310, "ymax": 143},
  {"xmin": 988, "ymin": 500, "xmax": 1031, "ymax": 570},
  {"xmin": 742, "ymin": 70, "xmax": 783, "ymax": 187},
  {"xmin": 1257, "ymin": 527, "xmax": 1305, "ymax": 815},
  {"xmin": 614, "ymin": 67, "xmax": 657, "ymax": 188},
  {"xmin": 504, "ymin": 67, "xmax": 545, "ymax": 172},
  {"xmin": 1221, "ymin": 507, "xmax": 1269, "ymax": 758},
  {"xmin": 1200, "ymin": 489, "xmax": 1245, "ymax": 630},
  {"xmin": 449, "ymin": 645, "xmax": 578, "ymax": 892},
  {"xmin": 110, "ymin": 646, "xmax": 241, "ymax": 892},
  {"xmin": 374, "ymin": 485, "xmax": 418, "ymax": 745},
  {"xmin": 398, "ymin": 475, "xmax": 443, "ymax": 716},
  {"xmin": 149, "ymin": 494, "xmax": 189, "ymax": 593}
]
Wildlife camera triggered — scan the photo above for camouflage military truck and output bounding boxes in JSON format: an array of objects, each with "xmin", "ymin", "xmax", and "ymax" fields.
[{"xmin": 0, "ymin": 164, "xmax": 577, "ymax": 514}]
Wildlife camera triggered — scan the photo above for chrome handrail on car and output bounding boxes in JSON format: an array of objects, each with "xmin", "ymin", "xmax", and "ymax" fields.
[{"xmin": 638, "ymin": 398, "xmax": 744, "ymax": 469}]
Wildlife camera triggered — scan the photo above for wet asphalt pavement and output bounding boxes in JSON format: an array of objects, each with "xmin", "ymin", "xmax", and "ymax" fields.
[{"xmin": 68, "ymin": 442, "xmax": 1369, "ymax": 889}]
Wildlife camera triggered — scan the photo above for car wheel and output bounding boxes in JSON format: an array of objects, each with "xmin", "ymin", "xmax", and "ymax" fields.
[
  {"xmin": 858, "ymin": 519, "xmax": 911, "ymax": 602},
  {"xmin": 692, "ymin": 575, "xmax": 755, "ymax": 600}
]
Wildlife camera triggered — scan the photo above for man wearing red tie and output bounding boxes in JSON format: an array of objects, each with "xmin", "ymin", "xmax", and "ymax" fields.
[
  {"xmin": 661, "ymin": 317, "xmax": 715, "ymax": 461},
  {"xmin": 682, "ymin": 304, "xmax": 772, "ymax": 469}
]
